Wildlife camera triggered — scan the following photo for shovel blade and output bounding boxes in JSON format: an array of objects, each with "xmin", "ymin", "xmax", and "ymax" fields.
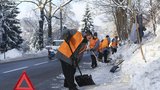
[
  {"xmin": 75, "ymin": 74, "xmax": 95, "ymax": 87},
  {"xmin": 110, "ymin": 66, "xmax": 119, "ymax": 73}
]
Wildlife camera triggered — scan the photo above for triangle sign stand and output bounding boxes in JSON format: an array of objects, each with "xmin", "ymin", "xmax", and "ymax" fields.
[{"xmin": 14, "ymin": 71, "xmax": 35, "ymax": 90}]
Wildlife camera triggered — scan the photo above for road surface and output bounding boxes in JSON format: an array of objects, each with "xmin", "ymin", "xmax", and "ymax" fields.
[{"xmin": 0, "ymin": 54, "xmax": 91, "ymax": 90}]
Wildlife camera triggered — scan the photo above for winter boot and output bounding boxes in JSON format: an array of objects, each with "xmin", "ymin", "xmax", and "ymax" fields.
[{"xmin": 64, "ymin": 79, "xmax": 68, "ymax": 88}]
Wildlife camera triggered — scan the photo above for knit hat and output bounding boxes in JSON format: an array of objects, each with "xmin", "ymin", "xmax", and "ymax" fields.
[{"xmin": 93, "ymin": 32, "xmax": 97, "ymax": 36}]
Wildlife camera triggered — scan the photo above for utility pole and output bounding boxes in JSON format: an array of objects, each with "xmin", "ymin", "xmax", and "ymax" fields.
[
  {"xmin": 134, "ymin": 10, "xmax": 146, "ymax": 62},
  {"xmin": 60, "ymin": 5, "xmax": 63, "ymax": 38}
]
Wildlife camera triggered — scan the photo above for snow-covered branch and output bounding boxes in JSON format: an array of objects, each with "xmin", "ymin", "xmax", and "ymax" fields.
[
  {"xmin": 18, "ymin": 0, "xmax": 39, "ymax": 7},
  {"xmin": 51, "ymin": 0, "xmax": 72, "ymax": 18},
  {"xmin": 18, "ymin": 0, "xmax": 50, "ymax": 9}
]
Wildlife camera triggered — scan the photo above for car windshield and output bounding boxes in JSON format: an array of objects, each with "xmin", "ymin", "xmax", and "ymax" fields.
[{"xmin": 53, "ymin": 41, "xmax": 63, "ymax": 46}]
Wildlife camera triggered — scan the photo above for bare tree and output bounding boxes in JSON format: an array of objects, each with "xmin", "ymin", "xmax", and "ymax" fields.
[
  {"xmin": 18, "ymin": 0, "xmax": 49, "ymax": 50},
  {"xmin": 93, "ymin": 0, "xmax": 128, "ymax": 40},
  {"xmin": 43, "ymin": 0, "xmax": 73, "ymax": 44},
  {"xmin": 18, "ymin": 0, "xmax": 73, "ymax": 45},
  {"xmin": 150, "ymin": 0, "xmax": 160, "ymax": 35},
  {"xmin": 20, "ymin": 18, "xmax": 39, "ymax": 51}
]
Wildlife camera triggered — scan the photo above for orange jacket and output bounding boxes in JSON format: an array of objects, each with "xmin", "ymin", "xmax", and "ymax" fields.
[
  {"xmin": 89, "ymin": 37, "xmax": 99, "ymax": 49},
  {"xmin": 110, "ymin": 38, "xmax": 118, "ymax": 48},
  {"xmin": 102, "ymin": 38, "xmax": 109, "ymax": 48},
  {"xmin": 58, "ymin": 31, "xmax": 84, "ymax": 58},
  {"xmin": 98, "ymin": 38, "xmax": 109, "ymax": 52}
]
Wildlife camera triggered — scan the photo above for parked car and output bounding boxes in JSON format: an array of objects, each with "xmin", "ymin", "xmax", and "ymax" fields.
[{"xmin": 46, "ymin": 40, "xmax": 64, "ymax": 60}]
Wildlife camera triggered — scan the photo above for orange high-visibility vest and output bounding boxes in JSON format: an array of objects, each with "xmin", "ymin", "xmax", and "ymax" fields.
[
  {"xmin": 58, "ymin": 31, "xmax": 84, "ymax": 58},
  {"xmin": 111, "ymin": 42, "xmax": 117, "ymax": 47},
  {"xmin": 98, "ymin": 42, "xmax": 103, "ymax": 52},
  {"xmin": 110, "ymin": 39, "xmax": 118, "ymax": 47},
  {"xmin": 101, "ymin": 38, "xmax": 109, "ymax": 49},
  {"xmin": 98, "ymin": 38, "xmax": 109, "ymax": 52},
  {"xmin": 89, "ymin": 38, "xmax": 98, "ymax": 49}
]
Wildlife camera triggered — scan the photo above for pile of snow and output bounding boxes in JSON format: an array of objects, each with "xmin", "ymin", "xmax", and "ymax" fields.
[
  {"xmin": 0, "ymin": 49, "xmax": 23, "ymax": 60},
  {"xmin": 25, "ymin": 48, "xmax": 48, "ymax": 55},
  {"xmin": 121, "ymin": 25, "xmax": 160, "ymax": 90},
  {"xmin": 126, "ymin": 26, "xmax": 160, "ymax": 90},
  {"xmin": 0, "ymin": 48, "xmax": 48, "ymax": 61}
]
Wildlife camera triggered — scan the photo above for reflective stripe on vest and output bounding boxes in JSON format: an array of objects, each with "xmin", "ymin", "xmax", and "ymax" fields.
[
  {"xmin": 58, "ymin": 31, "xmax": 84, "ymax": 58},
  {"xmin": 89, "ymin": 38, "xmax": 98, "ymax": 49}
]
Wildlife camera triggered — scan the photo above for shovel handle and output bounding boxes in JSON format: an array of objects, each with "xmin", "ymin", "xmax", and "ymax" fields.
[
  {"xmin": 91, "ymin": 51, "xmax": 98, "ymax": 61},
  {"xmin": 66, "ymin": 41, "xmax": 83, "ymax": 76},
  {"xmin": 116, "ymin": 60, "xmax": 124, "ymax": 66}
]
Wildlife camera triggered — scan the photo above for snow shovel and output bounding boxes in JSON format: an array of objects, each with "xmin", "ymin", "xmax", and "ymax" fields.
[
  {"xmin": 75, "ymin": 65, "xmax": 95, "ymax": 87},
  {"xmin": 67, "ymin": 42, "xmax": 95, "ymax": 87},
  {"xmin": 110, "ymin": 60, "xmax": 124, "ymax": 73}
]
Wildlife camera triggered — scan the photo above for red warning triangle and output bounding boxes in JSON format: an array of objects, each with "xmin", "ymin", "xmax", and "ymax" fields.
[{"xmin": 14, "ymin": 71, "xmax": 35, "ymax": 90}]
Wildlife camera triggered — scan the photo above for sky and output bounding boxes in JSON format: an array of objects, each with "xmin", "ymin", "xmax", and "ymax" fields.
[
  {"xmin": 17, "ymin": 1, "xmax": 104, "ymax": 26},
  {"xmin": 17, "ymin": 2, "xmax": 36, "ymax": 19}
]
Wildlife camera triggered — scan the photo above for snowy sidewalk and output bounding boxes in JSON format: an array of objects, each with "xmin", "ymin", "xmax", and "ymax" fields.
[
  {"xmin": 81, "ymin": 82, "xmax": 131, "ymax": 90},
  {"xmin": 80, "ymin": 61, "xmax": 132, "ymax": 90}
]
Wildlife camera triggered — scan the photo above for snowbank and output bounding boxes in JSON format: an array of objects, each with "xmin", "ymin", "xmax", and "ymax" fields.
[
  {"xmin": 0, "ymin": 48, "xmax": 48, "ymax": 62},
  {"xmin": 121, "ymin": 25, "xmax": 160, "ymax": 90},
  {"xmin": 0, "ymin": 49, "xmax": 23, "ymax": 60},
  {"xmin": 25, "ymin": 48, "xmax": 48, "ymax": 55}
]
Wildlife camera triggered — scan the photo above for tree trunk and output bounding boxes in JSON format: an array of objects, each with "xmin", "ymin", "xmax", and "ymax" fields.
[
  {"xmin": 48, "ymin": 0, "xmax": 52, "ymax": 44},
  {"xmin": 115, "ymin": 7, "xmax": 128, "ymax": 41},
  {"xmin": 48, "ymin": 18, "xmax": 52, "ymax": 44},
  {"xmin": 38, "ymin": 9, "xmax": 44, "ymax": 50},
  {"xmin": 150, "ymin": 0, "xmax": 156, "ymax": 35}
]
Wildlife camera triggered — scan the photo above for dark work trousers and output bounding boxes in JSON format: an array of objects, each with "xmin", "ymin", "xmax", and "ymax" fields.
[
  {"xmin": 91, "ymin": 55, "xmax": 97, "ymax": 68},
  {"xmin": 103, "ymin": 49, "xmax": 110, "ymax": 63},
  {"xmin": 98, "ymin": 52, "xmax": 103, "ymax": 62},
  {"xmin": 60, "ymin": 60, "xmax": 77, "ymax": 89},
  {"xmin": 111, "ymin": 47, "xmax": 117, "ymax": 54}
]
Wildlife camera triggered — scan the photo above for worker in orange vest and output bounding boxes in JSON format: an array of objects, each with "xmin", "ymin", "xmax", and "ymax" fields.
[
  {"xmin": 89, "ymin": 32, "xmax": 100, "ymax": 68},
  {"xmin": 56, "ymin": 28, "xmax": 92, "ymax": 90},
  {"xmin": 98, "ymin": 35, "xmax": 111, "ymax": 63},
  {"xmin": 110, "ymin": 36, "xmax": 118, "ymax": 54},
  {"xmin": 98, "ymin": 40, "xmax": 103, "ymax": 62}
]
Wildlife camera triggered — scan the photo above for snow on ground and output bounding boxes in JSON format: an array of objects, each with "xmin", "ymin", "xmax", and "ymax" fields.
[
  {"xmin": 25, "ymin": 48, "xmax": 48, "ymax": 56},
  {"xmin": 0, "ymin": 49, "xmax": 22, "ymax": 60},
  {"xmin": 79, "ymin": 25, "xmax": 160, "ymax": 90},
  {"xmin": 80, "ymin": 62, "xmax": 131, "ymax": 90},
  {"xmin": 125, "ymin": 25, "xmax": 160, "ymax": 90},
  {"xmin": 0, "ymin": 48, "xmax": 48, "ymax": 61}
]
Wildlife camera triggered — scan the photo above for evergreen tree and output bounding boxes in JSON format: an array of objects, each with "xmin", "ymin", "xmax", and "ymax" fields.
[
  {"xmin": 0, "ymin": 0, "xmax": 23, "ymax": 51},
  {"xmin": 81, "ymin": 5, "xmax": 94, "ymax": 34}
]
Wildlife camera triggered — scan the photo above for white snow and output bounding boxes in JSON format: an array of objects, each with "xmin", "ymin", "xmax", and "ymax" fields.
[
  {"xmin": 0, "ymin": 49, "xmax": 48, "ymax": 61},
  {"xmin": 0, "ymin": 49, "xmax": 22, "ymax": 60}
]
